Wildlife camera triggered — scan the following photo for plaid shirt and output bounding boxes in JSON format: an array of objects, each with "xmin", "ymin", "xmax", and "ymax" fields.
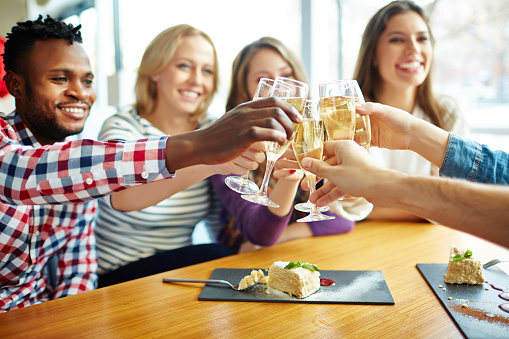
[{"xmin": 0, "ymin": 111, "xmax": 171, "ymax": 312}]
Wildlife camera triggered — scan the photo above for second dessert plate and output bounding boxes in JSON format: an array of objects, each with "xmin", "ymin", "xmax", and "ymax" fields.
[{"xmin": 417, "ymin": 263, "xmax": 509, "ymax": 338}]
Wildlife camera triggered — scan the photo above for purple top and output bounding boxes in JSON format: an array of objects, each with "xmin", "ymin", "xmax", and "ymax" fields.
[{"xmin": 210, "ymin": 174, "xmax": 355, "ymax": 247}]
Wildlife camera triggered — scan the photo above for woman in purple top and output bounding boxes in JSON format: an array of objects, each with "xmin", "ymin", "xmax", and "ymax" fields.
[{"xmin": 211, "ymin": 37, "xmax": 355, "ymax": 253}]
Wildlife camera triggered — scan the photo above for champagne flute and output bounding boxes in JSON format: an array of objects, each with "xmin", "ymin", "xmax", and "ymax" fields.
[
  {"xmin": 224, "ymin": 84, "xmax": 265, "ymax": 194},
  {"xmin": 225, "ymin": 78, "xmax": 294, "ymax": 194},
  {"xmin": 319, "ymin": 80, "xmax": 357, "ymax": 201},
  {"xmin": 295, "ymin": 113, "xmax": 331, "ymax": 212},
  {"xmin": 319, "ymin": 80, "xmax": 357, "ymax": 142},
  {"xmin": 241, "ymin": 77, "xmax": 308, "ymax": 208},
  {"xmin": 339, "ymin": 80, "xmax": 371, "ymax": 202},
  {"xmin": 352, "ymin": 80, "xmax": 371, "ymax": 152},
  {"xmin": 293, "ymin": 100, "xmax": 335, "ymax": 222}
]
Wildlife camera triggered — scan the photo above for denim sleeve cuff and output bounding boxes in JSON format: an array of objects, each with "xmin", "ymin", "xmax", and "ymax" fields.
[{"xmin": 439, "ymin": 132, "xmax": 482, "ymax": 181}]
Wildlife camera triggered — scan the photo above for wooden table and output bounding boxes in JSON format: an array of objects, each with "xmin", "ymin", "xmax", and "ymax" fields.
[{"xmin": 1, "ymin": 221, "xmax": 508, "ymax": 338}]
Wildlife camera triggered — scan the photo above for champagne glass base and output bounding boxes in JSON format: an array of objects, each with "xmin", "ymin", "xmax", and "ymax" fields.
[
  {"xmin": 296, "ymin": 212, "xmax": 335, "ymax": 223},
  {"xmin": 241, "ymin": 194, "xmax": 280, "ymax": 208},
  {"xmin": 225, "ymin": 176, "xmax": 259, "ymax": 195},
  {"xmin": 295, "ymin": 201, "xmax": 329, "ymax": 213}
]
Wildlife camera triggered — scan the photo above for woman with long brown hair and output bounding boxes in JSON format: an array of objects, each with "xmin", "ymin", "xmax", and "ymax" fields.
[
  {"xmin": 211, "ymin": 37, "xmax": 356, "ymax": 253},
  {"xmin": 354, "ymin": 0, "xmax": 468, "ymax": 221}
]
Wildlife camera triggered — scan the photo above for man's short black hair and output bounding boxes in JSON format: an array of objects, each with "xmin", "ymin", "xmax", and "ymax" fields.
[{"xmin": 2, "ymin": 15, "xmax": 83, "ymax": 77}]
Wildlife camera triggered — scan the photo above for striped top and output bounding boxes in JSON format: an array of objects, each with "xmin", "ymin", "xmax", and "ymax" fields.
[{"xmin": 95, "ymin": 108, "xmax": 221, "ymax": 274}]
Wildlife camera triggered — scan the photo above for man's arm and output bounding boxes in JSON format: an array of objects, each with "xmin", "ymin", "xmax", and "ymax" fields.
[
  {"xmin": 165, "ymin": 98, "xmax": 301, "ymax": 172},
  {"xmin": 0, "ymin": 98, "xmax": 300, "ymax": 206},
  {"xmin": 370, "ymin": 170, "xmax": 509, "ymax": 247},
  {"xmin": 359, "ymin": 102, "xmax": 509, "ymax": 184},
  {"xmin": 302, "ymin": 140, "xmax": 509, "ymax": 248}
]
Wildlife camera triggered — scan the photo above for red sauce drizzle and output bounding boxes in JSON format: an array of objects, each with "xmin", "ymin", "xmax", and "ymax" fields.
[
  {"xmin": 499, "ymin": 292, "xmax": 509, "ymax": 302},
  {"xmin": 489, "ymin": 284, "xmax": 507, "ymax": 291},
  {"xmin": 320, "ymin": 278, "xmax": 335, "ymax": 286},
  {"xmin": 488, "ymin": 283, "xmax": 509, "ymax": 312},
  {"xmin": 499, "ymin": 303, "xmax": 509, "ymax": 313}
]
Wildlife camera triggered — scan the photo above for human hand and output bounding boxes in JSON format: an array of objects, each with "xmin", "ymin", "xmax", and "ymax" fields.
[
  {"xmin": 210, "ymin": 142, "xmax": 266, "ymax": 175},
  {"xmin": 273, "ymin": 147, "xmax": 303, "ymax": 181},
  {"xmin": 300, "ymin": 140, "xmax": 384, "ymax": 206},
  {"xmin": 299, "ymin": 155, "xmax": 336, "ymax": 191},
  {"xmin": 357, "ymin": 102, "xmax": 416, "ymax": 150},
  {"xmin": 358, "ymin": 102, "xmax": 449, "ymax": 167},
  {"xmin": 193, "ymin": 98, "xmax": 302, "ymax": 166}
]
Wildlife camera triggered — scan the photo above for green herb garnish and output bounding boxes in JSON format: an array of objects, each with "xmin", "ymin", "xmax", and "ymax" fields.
[
  {"xmin": 284, "ymin": 260, "xmax": 303, "ymax": 269},
  {"xmin": 451, "ymin": 249, "xmax": 473, "ymax": 262},
  {"xmin": 284, "ymin": 260, "xmax": 319, "ymax": 272}
]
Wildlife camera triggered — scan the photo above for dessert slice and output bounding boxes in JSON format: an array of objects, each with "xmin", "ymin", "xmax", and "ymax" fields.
[
  {"xmin": 268, "ymin": 261, "xmax": 320, "ymax": 298},
  {"xmin": 238, "ymin": 269, "xmax": 264, "ymax": 290},
  {"xmin": 444, "ymin": 245, "xmax": 485, "ymax": 285}
]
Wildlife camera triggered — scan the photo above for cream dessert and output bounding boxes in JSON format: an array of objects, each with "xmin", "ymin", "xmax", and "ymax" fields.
[
  {"xmin": 268, "ymin": 261, "xmax": 320, "ymax": 298},
  {"xmin": 444, "ymin": 245, "xmax": 485, "ymax": 285},
  {"xmin": 238, "ymin": 269, "xmax": 265, "ymax": 290}
]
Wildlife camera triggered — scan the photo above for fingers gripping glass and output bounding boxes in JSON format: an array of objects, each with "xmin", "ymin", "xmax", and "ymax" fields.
[
  {"xmin": 352, "ymin": 80, "xmax": 371, "ymax": 152},
  {"xmin": 241, "ymin": 77, "xmax": 308, "ymax": 208},
  {"xmin": 293, "ymin": 100, "xmax": 335, "ymax": 222}
]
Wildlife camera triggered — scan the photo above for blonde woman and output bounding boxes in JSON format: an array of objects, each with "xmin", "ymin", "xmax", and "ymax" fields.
[{"xmin": 95, "ymin": 25, "xmax": 264, "ymax": 286}]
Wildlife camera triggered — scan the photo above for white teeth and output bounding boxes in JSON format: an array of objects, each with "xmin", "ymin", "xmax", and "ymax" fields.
[
  {"xmin": 181, "ymin": 91, "xmax": 199, "ymax": 99},
  {"xmin": 399, "ymin": 61, "xmax": 421, "ymax": 69},
  {"xmin": 61, "ymin": 107, "xmax": 85, "ymax": 114}
]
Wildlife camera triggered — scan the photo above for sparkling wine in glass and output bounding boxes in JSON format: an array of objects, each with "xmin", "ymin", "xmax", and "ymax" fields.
[
  {"xmin": 264, "ymin": 77, "xmax": 308, "ymax": 158},
  {"xmin": 293, "ymin": 100, "xmax": 335, "ymax": 222},
  {"xmin": 319, "ymin": 80, "xmax": 357, "ymax": 201},
  {"xmin": 319, "ymin": 80, "xmax": 357, "ymax": 142},
  {"xmin": 241, "ymin": 77, "xmax": 308, "ymax": 208},
  {"xmin": 352, "ymin": 80, "xmax": 371, "ymax": 152}
]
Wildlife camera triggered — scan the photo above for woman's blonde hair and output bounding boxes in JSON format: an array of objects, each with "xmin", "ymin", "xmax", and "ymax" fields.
[
  {"xmin": 135, "ymin": 24, "xmax": 218, "ymax": 122},
  {"xmin": 353, "ymin": 0, "xmax": 457, "ymax": 130},
  {"xmin": 226, "ymin": 37, "xmax": 308, "ymax": 111}
]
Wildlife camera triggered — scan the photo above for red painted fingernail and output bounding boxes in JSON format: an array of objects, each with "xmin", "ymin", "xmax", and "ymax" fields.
[{"xmin": 290, "ymin": 170, "xmax": 296, "ymax": 174}]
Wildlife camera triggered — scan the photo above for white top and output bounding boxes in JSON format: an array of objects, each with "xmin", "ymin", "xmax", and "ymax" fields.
[{"xmin": 95, "ymin": 108, "xmax": 221, "ymax": 274}]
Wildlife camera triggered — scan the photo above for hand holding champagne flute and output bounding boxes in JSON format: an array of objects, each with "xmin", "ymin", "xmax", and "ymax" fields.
[
  {"xmin": 293, "ymin": 100, "xmax": 335, "ymax": 222},
  {"xmin": 319, "ymin": 80, "xmax": 357, "ymax": 201},
  {"xmin": 241, "ymin": 77, "xmax": 308, "ymax": 208}
]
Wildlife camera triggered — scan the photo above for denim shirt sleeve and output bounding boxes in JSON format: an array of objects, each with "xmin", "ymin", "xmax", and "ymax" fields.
[{"xmin": 439, "ymin": 133, "xmax": 509, "ymax": 185}]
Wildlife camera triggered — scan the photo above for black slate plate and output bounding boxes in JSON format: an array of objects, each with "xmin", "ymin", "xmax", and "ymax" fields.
[
  {"xmin": 417, "ymin": 263, "xmax": 509, "ymax": 338},
  {"xmin": 197, "ymin": 268, "xmax": 394, "ymax": 304}
]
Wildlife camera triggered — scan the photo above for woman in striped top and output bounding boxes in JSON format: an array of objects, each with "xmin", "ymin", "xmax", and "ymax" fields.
[{"xmin": 95, "ymin": 25, "xmax": 264, "ymax": 287}]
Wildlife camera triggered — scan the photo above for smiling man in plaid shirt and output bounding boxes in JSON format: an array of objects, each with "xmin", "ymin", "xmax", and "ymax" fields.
[{"xmin": 0, "ymin": 15, "xmax": 301, "ymax": 312}]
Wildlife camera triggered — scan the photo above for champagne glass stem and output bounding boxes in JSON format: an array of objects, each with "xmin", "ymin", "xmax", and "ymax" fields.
[
  {"xmin": 256, "ymin": 159, "xmax": 276, "ymax": 198},
  {"xmin": 239, "ymin": 173, "xmax": 249, "ymax": 185},
  {"xmin": 308, "ymin": 176, "xmax": 320, "ymax": 214}
]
